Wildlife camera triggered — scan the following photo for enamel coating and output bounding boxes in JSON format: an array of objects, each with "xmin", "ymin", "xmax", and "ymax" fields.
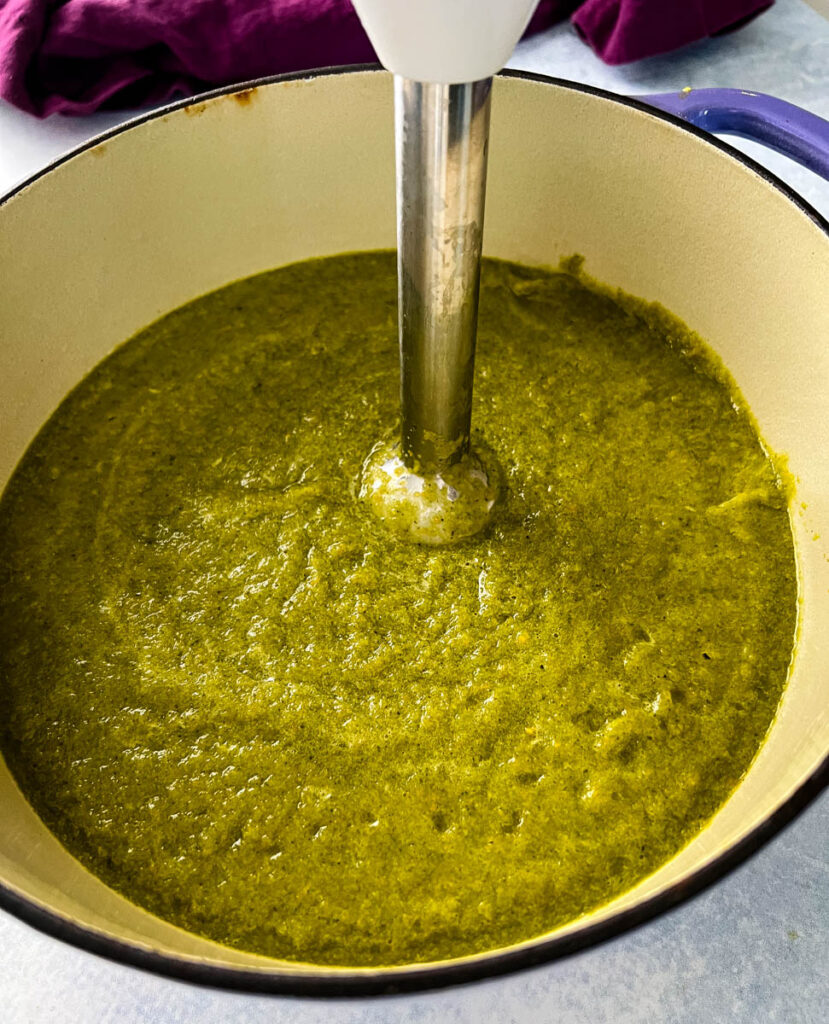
[{"xmin": 0, "ymin": 68, "xmax": 827, "ymax": 995}]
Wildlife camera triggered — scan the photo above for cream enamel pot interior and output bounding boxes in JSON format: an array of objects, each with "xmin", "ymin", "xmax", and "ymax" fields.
[{"xmin": 1, "ymin": 68, "xmax": 827, "ymax": 995}]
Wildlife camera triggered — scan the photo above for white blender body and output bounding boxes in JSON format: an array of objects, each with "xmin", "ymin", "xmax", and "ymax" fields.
[{"xmin": 350, "ymin": 0, "xmax": 540, "ymax": 84}]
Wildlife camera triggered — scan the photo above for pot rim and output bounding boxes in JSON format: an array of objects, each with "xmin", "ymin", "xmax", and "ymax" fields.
[{"xmin": 0, "ymin": 63, "xmax": 827, "ymax": 998}]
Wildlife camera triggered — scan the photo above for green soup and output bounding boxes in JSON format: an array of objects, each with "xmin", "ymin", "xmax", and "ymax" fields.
[{"xmin": 0, "ymin": 252, "xmax": 797, "ymax": 966}]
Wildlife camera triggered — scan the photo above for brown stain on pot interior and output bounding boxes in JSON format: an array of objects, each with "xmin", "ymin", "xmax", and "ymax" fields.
[
  {"xmin": 181, "ymin": 88, "xmax": 257, "ymax": 119},
  {"xmin": 184, "ymin": 101, "xmax": 209, "ymax": 118}
]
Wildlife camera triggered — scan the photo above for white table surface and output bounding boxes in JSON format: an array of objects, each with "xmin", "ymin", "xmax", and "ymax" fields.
[{"xmin": 1, "ymin": 2, "xmax": 827, "ymax": 1021}]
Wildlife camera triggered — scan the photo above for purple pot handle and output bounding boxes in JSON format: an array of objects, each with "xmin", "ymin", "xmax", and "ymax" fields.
[{"xmin": 638, "ymin": 88, "xmax": 829, "ymax": 181}]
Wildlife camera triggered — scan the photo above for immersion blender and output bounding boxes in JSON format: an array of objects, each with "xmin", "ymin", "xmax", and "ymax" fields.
[{"xmin": 353, "ymin": 0, "xmax": 540, "ymax": 544}]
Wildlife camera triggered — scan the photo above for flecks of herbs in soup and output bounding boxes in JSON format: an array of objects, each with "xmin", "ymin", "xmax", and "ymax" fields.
[{"xmin": 0, "ymin": 253, "xmax": 796, "ymax": 966}]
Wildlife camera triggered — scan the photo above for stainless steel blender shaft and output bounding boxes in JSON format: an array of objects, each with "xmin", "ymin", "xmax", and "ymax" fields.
[{"xmin": 395, "ymin": 76, "xmax": 492, "ymax": 472}]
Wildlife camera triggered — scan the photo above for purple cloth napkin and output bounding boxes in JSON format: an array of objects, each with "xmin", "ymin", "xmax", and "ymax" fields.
[
  {"xmin": 0, "ymin": 0, "xmax": 773, "ymax": 118},
  {"xmin": 572, "ymin": 0, "xmax": 773, "ymax": 65}
]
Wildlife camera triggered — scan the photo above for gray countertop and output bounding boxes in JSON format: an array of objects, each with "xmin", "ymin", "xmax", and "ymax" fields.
[{"xmin": 1, "ymin": 2, "xmax": 827, "ymax": 1021}]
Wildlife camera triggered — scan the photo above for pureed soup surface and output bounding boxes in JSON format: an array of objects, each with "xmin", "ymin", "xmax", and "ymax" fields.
[{"xmin": 0, "ymin": 253, "xmax": 796, "ymax": 966}]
